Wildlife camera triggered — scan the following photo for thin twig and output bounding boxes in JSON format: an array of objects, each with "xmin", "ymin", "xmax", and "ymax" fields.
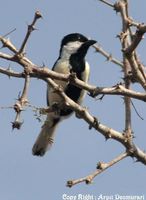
[
  {"xmin": 93, "ymin": 44, "xmax": 123, "ymax": 68},
  {"xmin": 67, "ymin": 151, "xmax": 129, "ymax": 187},
  {"xmin": 0, "ymin": 37, "xmax": 18, "ymax": 53},
  {"xmin": 98, "ymin": 0, "xmax": 114, "ymax": 8},
  {"xmin": 134, "ymin": 53, "xmax": 146, "ymax": 82},
  {"xmin": 0, "ymin": 52, "xmax": 13, "ymax": 60},
  {"xmin": 127, "ymin": 55, "xmax": 146, "ymax": 91},
  {"xmin": 2, "ymin": 28, "xmax": 16, "ymax": 38},
  {"xmin": 20, "ymin": 74, "xmax": 30, "ymax": 102},
  {"xmin": 91, "ymin": 84, "xmax": 146, "ymax": 102},
  {"xmin": 0, "ymin": 66, "xmax": 25, "ymax": 78},
  {"xmin": 19, "ymin": 11, "xmax": 42, "ymax": 54},
  {"xmin": 131, "ymin": 100, "xmax": 144, "ymax": 120},
  {"xmin": 123, "ymin": 60, "xmax": 132, "ymax": 138},
  {"xmin": 0, "ymin": 29, "xmax": 18, "ymax": 53},
  {"xmin": 124, "ymin": 24, "xmax": 146, "ymax": 55},
  {"xmin": 13, "ymin": 74, "xmax": 30, "ymax": 129}
]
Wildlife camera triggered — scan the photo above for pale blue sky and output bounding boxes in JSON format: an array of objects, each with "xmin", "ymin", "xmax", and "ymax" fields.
[{"xmin": 0, "ymin": 0, "xmax": 146, "ymax": 199}]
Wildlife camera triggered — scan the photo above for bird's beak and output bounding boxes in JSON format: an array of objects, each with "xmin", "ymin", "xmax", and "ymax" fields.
[
  {"xmin": 85, "ymin": 39, "xmax": 97, "ymax": 47},
  {"xmin": 77, "ymin": 39, "xmax": 97, "ymax": 58}
]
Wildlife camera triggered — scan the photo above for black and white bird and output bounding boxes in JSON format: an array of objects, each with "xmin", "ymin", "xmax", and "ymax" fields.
[{"xmin": 32, "ymin": 33, "xmax": 96, "ymax": 156}]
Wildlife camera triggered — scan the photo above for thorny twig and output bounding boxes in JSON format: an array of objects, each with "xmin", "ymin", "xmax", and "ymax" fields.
[
  {"xmin": 45, "ymin": 78, "xmax": 146, "ymax": 163},
  {"xmin": 93, "ymin": 43, "xmax": 123, "ymax": 68},
  {"xmin": 1, "ymin": 65, "xmax": 146, "ymax": 101},
  {"xmin": 118, "ymin": 0, "xmax": 133, "ymax": 139},
  {"xmin": 19, "ymin": 11, "xmax": 42, "ymax": 54},
  {"xmin": 12, "ymin": 74, "xmax": 30, "ymax": 129},
  {"xmin": 67, "ymin": 151, "xmax": 129, "ymax": 187}
]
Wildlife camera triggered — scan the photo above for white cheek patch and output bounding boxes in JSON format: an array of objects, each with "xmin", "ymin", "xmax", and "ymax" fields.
[
  {"xmin": 61, "ymin": 41, "xmax": 83, "ymax": 59},
  {"xmin": 66, "ymin": 41, "xmax": 83, "ymax": 51}
]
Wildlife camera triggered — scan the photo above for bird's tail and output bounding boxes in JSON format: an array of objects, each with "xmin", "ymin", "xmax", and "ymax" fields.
[{"xmin": 32, "ymin": 114, "xmax": 60, "ymax": 156}]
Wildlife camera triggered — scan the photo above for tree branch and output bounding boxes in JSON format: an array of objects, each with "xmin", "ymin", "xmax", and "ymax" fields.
[
  {"xmin": 93, "ymin": 43, "xmax": 123, "ymax": 68},
  {"xmin": 0, "ymin": 37, "xmax": 18, "ymax": 53},
  {"xmin": 0, "ymin": 66, "xmax": 24, "ymax": 78},
  {"xmin": 124, "ymin": 24, "xmax": 146, "ymax": 55},
  {"xmin": 0, "ymin": 52, "xmax": 14, "ymax": 60},
  {"xmin": 19, "ymin": 11, "xmax": 42, "ymax": 54},
  {"xmin": 45, "ymin": 77, "xmax": 146, "ymax": 166},
  {"xmin": 1, "ymin": 64, "xmax": 146, "ymax": 102},
  {"xmin": 12, "ymin": 74, "xmax": 30, "ymax": 129},
  {"xmin": 67, "ymin": 151, "xmax": 129, "ymax": 187}
]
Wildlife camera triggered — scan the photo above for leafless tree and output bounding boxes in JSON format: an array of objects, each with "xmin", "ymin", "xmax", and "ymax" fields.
[{"xmin": 0, "ymin": 0, "xmax": 146, "ymax": 187}]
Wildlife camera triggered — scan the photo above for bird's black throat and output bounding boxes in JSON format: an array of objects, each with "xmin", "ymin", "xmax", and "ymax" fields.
[{"xmin": 60, "ymin": 54, "xmax": 85, "ymax": 116}]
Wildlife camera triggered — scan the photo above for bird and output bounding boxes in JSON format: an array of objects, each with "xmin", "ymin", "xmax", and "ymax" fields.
[{"xmin": 32, "ymin": 33, "xmax": 96, "ymax": 156}]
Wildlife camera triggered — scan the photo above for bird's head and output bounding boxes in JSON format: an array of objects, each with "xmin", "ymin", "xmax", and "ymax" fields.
[{"xmin": 59, "ymin": 33, "xmax": 96, "ymax": 59}]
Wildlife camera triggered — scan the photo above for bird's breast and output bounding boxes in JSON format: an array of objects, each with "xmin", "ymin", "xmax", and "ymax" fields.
[{"xmin": 48, "ymin": 59, "xmax": 70, "ymax": 106}]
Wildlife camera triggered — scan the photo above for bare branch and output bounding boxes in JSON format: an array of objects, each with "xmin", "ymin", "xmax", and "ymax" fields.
[
  {"xmin": 123, "ymin": 60, "xmax": 132, "ymax": 138},
  {"xmin": 127, "ymin": 55, "xmax": 146, "ymax": 90},
  {"xmin": 93, "ymin": 44, "xmax": 123, "ymax": 68},
  {"xmin": 32, "ymin": 66, "xmax": 146, "ymax": 102},
  {"xmin": 19, "ymin": 11, "xmax": 42, "ymax": 54},
  {"xmin": 2, "ymin": 28, "xmax": 16, "ymax": 38},
  {"xmin": 134, "ymin": 53, "xmax": 146, "ymax": 82},
  {"xmin": 45, "ymin": 77, "xmax": 146, "ymax": 165},
  {"xmin": 13, "ymin": 74, "xmax": 30, "ymax": 129},
  {"xmin": 0, "ymin": 66, "xmax": 24, "ymax": 78},
  {"xmin": 116, "ymin": 0, "xmax": 146, "ymax": 91},
  {"xmin": 124, "ymin": 24, "xmax": 146, "ymax": 55},
  {"xmin": 20, "ymin": 74, "xmax": 30, "ymax": 102},
  {"xmin": 0, "ymin": 52, "xmax": 14, "ymax": 60},
  {"xmin": 0, "ymin": 37, "xmax": 18, "ymax": 53},
  {"xmin": 1, "ymin": 63, "xmax": 146, "ymax": 102},
  {"xmin": 90, "ymin": 84, "xmax": 146, "ymax": 102},
  {"xmin": 130, "ymin": 100, "xmax": 144, "ymax": 120},
  {"xmin": 67, "ymin": 151, "xmax": 129, "ymax": 187}
]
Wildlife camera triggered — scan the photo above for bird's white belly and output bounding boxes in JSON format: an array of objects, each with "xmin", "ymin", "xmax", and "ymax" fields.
[{"xmin": 48, "ymin": 60, "xmax": 70, "ymax": 106}]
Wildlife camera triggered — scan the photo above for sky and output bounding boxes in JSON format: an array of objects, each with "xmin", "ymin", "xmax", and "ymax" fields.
[{"xmin": 0, "ymin": 0, "xmax": 146, "ymax": 199}]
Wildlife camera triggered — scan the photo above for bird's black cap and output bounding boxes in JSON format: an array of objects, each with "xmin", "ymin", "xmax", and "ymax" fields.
[{"xmin": 61, "ymin": 33, "xmax": 88, "ymax": 47}]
